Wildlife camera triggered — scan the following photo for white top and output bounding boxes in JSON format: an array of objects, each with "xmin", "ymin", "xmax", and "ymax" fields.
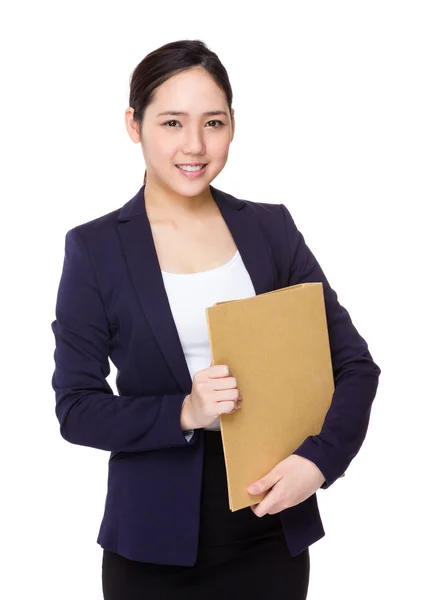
[{"xmin": 161, "ymin": 249, "xmax": 256, "ymax": 440}]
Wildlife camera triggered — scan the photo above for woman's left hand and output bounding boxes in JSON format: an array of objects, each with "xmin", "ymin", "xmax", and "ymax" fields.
[{"xmin": 247, "ymin": 454, "xmax": 326, "ymax": 517}]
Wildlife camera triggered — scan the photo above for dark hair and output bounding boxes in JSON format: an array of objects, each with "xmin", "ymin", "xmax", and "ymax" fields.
[{"xmin": 128, "ymin": 39, "xmax": 233, "ymax": 184}]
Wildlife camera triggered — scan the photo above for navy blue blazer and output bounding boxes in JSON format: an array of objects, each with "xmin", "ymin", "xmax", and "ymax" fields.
[{"xmin": 51, "ymin": 183, "xmax": 381, "ymax": 565}]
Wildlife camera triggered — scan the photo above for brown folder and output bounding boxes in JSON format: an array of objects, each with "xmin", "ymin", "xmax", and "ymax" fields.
[{"xmin": 205, "ymin": 282, "xmax": 337, "ymax": 512}]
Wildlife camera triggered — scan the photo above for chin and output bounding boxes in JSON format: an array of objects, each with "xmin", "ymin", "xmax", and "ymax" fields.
[
  {"xmin": 175, "ymin": 183, "xmax": 211, "ymax": 197},
  {"xmin": 172, "ymin": 167, "xmax": 220, "ymax": 190}
]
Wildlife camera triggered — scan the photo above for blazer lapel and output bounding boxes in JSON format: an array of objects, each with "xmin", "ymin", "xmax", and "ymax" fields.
[{"xmin": 116, "ymin": 184, "xmax": 278, "ymax": 394}]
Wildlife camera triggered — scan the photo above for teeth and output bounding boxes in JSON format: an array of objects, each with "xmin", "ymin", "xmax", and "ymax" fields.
[{"xmin": 177, "ymin": 164, "xmax": 205, "ymax": 172}]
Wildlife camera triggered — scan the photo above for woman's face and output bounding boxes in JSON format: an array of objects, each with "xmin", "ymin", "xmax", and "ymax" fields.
[{"xmin": 126, "ymin": 66, "xmax": 235, "ymax": 197}]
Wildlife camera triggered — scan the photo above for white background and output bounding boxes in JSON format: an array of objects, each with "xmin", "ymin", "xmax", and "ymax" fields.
[{"xmin": 1, "ymin": 1, "xmax": 434, "ymax": 598}]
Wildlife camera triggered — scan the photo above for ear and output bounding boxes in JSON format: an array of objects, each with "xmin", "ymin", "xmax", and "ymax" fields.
[
  {"xmin": 125, "ymin": 107, "xmax": 141, "ymax": 144},
  {"xmin": 230, "ymin": 108, "xmax": 235, "ymax": 142}
]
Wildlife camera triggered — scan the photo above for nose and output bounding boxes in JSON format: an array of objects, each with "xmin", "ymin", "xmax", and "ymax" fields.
[{"xmin": 181, "ymin": 124, "xmax": 206, "ymax": 156}]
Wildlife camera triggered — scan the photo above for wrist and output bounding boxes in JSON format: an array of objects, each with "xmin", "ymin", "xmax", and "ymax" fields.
[{"xmin": 180, "ymin": 394, "xmax": 195, "ymax": 430}]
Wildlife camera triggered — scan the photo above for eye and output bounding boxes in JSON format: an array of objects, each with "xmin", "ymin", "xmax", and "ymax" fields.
[
  {"xmin": 163, "ymin": 120, "xmax": 182, "ymax": 128},
  {"xmin": 162, "ymin": 120, "xmax": 225, "ymax": 128},
  {"xmin": 205, "ymin": 120, "xmax": 225, "ymax": 128}
]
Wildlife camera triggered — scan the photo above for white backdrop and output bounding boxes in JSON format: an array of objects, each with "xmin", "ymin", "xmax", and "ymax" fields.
[{"xmin": 1, "ymin": 1, "xmax": 434, "ymax": 598}]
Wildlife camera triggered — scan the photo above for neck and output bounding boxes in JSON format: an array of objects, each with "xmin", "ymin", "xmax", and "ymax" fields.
[{"xmin": 143, "ymin": 178, "xmax": 215, "ymax": 220}]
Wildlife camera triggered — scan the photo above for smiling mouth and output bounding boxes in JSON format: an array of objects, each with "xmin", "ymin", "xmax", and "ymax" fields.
[
  {"xmin": 176, "ymin": 164, "xmax": 208, "ymax": 171},
  {"xmin": 176, "ymin": 164, "xmax": 207, "ymax": 168}
]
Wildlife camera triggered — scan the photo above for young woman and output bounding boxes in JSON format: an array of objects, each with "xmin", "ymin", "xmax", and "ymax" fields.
[{"xmin": 51, "ymin": 39, "xmax": 381, "ymax": 600}]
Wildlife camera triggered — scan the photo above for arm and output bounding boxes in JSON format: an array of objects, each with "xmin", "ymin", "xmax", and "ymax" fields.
[
  {"xmin": 51, "ymin": 227, "xmax": 197, "ymax": 453},
  {"xmin": 280, "ymin": 204, "xmax": 381, "ymax": 489}
]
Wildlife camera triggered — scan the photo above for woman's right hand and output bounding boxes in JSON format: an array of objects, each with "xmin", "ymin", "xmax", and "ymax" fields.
[{"xmin": 181, "ymin": 364, "xmax": 242, "ymax": 429}]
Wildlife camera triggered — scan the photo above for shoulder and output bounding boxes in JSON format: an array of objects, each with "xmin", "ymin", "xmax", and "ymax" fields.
[
  {"xmin": 214, "ymin": 185, "xmax": 287, "ymax": 224},
  {"xmin": 217, "ymin": 186, "xmax": 293, "ymax": 237},
  {"xmin": 69, "ymin": 207, "xmax": 120, "ymax": 238},
  {"xmin": 216, "ymin": 185, "xmax": 281, "ymax": 211},
  {"xmin": 63, "ymin": 187, "xmax": 135, "ymax": 248}
]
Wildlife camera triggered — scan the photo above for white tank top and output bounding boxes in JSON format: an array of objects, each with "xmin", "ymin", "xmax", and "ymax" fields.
[{"xmin": 161, "ymin": 249, "xmax": 256, "ymax": 432}]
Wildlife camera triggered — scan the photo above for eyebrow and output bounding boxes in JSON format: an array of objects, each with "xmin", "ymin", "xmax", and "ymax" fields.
[{"xmin": 156, "ymin": 110, "xmax": 228, "ymax": 118}]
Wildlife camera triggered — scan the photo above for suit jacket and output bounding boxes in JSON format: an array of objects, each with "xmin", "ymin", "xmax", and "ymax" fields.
[{"xmin": 51, "ymin": 183, "xmax": 381, "ymax": 565}]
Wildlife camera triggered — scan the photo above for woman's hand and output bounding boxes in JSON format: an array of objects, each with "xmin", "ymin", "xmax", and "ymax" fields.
[
  {"xmin": 182, "ymin": 364, "xmax": 242, "ymax": 429},
  {"xmin": 247, "ymin": 454, "xmax": 326, "ymax": 517}
]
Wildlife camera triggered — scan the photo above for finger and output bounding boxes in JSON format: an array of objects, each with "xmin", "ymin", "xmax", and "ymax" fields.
[
  {"xmin": 208, "ymin": 365, "xmax": 231, "ymax": 378},
  {"xmin": 251, "ymin": 500, "xmax": 267, "ymax": 518},
  {"xmin": 251, "ymin": 489, "xmax": 279, "ymax": 518},
  {"xmin": 248, "ymin": 469, "xmax": 282, "ymax": 495},
  {"xmin": 215, "ymin": 389, "xmax": 239, "ymax": 403},
  {"xmin": 212, "ymin": 377, "xmax": 238, "ymax": 391},
  {"xmin": 217, "ymin": 400, "xmax": 240, "ymax": 415}
]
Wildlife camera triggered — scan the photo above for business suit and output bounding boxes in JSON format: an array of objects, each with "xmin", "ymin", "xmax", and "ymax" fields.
[{"xmin": 51, "ymin": 183, "xmax": 381, "ymax": 568}]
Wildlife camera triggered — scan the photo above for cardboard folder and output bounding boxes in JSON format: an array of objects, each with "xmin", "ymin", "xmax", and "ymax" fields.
[{"xmin": 205, "ymin": 282, "xmax": 336, "ymax": 512}]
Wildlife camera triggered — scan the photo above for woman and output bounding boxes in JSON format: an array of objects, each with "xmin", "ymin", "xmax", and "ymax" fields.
[{"xmin": 51, "ymin": 39, "xmax": 381, "ymax": 599}]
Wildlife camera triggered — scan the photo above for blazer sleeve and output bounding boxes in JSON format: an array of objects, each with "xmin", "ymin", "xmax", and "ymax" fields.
[
  {"xmin": 183, "ymin": 429, "xmax": 195, "ymax": 442},
  {"xmin": 51, "ymin": 227, "xmax": 197, "ymax": 453},
  {"xmin": 279, "ymin": 204, "xmax": 381, "ymax": 489}
]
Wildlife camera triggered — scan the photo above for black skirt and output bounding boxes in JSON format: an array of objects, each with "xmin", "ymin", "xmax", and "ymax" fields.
[{"xmin": 102, "ymin": 430, "xmax": 310, "ymax": 600}]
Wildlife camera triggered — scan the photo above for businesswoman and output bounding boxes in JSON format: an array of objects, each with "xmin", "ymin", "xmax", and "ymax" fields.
[{"xmin": 51, "ymin": 39, "xmax": 381, "ymax": 599}]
